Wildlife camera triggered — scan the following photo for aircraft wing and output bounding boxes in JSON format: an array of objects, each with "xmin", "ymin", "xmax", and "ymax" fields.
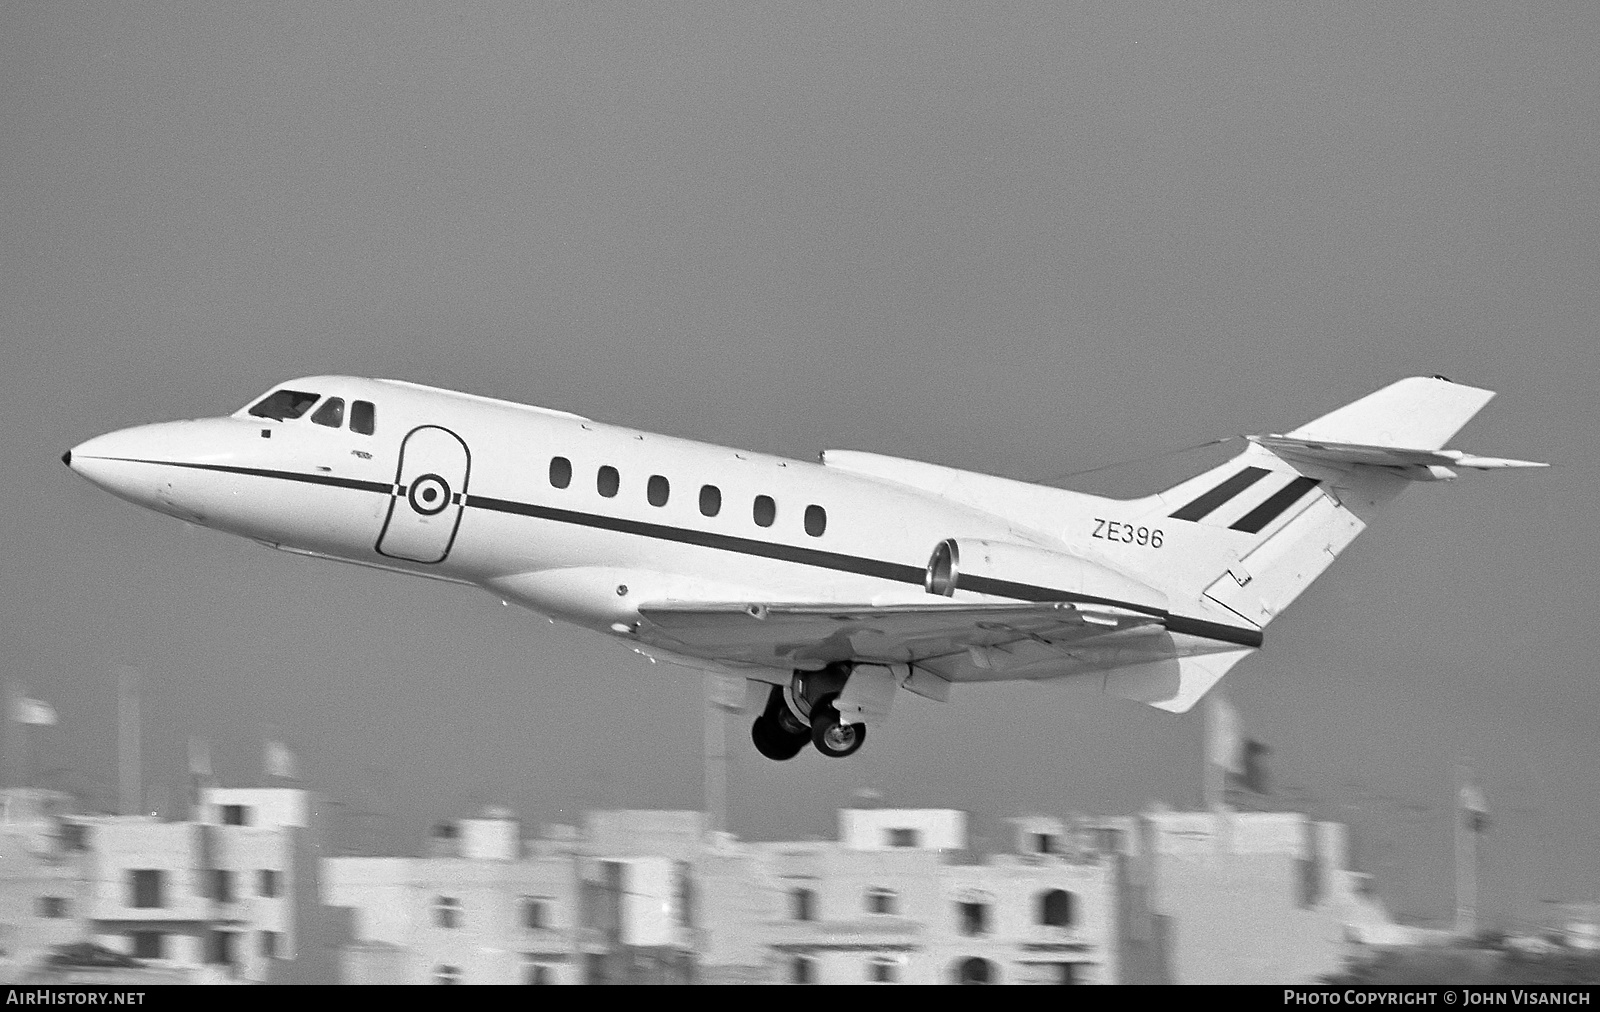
[{"xmin": 635, "ymin": 600, "xmax": 1169, "ymax": 685}]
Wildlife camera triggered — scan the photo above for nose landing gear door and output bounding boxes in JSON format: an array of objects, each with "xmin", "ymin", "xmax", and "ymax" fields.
[{"xmin": 376, "ymin": 425, "xmax": 471, "ymax": 564}]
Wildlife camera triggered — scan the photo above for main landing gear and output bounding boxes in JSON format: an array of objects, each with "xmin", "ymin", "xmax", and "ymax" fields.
[{"xmin": 749, "ymin": 663, "xmax": 867, "ymax": 761}]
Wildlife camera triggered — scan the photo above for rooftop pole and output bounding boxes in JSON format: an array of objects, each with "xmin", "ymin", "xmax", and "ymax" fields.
[{"xmin": 118, "ymin": 666, "xmax": 140, "ymax": 816}]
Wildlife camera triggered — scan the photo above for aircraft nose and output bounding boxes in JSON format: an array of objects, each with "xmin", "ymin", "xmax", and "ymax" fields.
[{"xmin": 65, "ymin": 421, "xmax": 213, "ymax": 498}]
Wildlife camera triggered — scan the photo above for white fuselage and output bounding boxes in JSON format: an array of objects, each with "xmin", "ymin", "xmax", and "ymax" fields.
[{"xmin": 69, "ymin": 376, "xmax": 1063, "ymax": 640}]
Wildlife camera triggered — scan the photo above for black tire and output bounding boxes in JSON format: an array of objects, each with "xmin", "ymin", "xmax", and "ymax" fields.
[
  {"xmin": 809, "ymin": 696, "xmax": 866, "ymax": 758},
  {"xmin": 751, "ymin": 716, "xmax": 807, "ymax": 761}
]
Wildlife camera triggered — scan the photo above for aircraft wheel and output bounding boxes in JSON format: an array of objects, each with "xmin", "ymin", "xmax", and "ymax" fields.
[
  {"xmin": 751, "ymin": 716, "xmax": 807, "ymax": 761},
  {"xmin": 809, "ymin": 696, "xmax": 866, "ymax": 758}
]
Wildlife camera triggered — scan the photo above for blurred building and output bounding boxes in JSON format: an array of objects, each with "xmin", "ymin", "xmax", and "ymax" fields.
[
  {"xmin": 0, "ymin": 785, "xmax": 347, "ymax": 984},
  {"xmin": 0, "ymin": 790, "xmax": 93, "ymax": 978},
  {"xmin": 322, "ymin": 805, "xmax": 1118, "ymax": 984},
  {"xmin": 751, "ymin": 808, "xmax": 1115, "ymax": 984},
  {"xmin": 1100, "ymin": 807, "xmax": 1407, "ymax": 984},
  {"xmin": 1557, "ymin": 903, "xmax": 1600, "ymax": 952},
  {"xmin": 326, "ymin": 808, "xmax": 584, "ymax": 984}
]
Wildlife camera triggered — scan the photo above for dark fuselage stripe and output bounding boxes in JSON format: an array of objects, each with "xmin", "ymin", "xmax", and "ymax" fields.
[
  {"xmin": 103, "ymin": 456, "xmax": 1263, "ymax": 647},
  {"xmin": 1228, "ymin": 476, "xmax": 1321, "ymax": 534},
  {"xmin": 1169, "ymin": 466, "xmax": 1270, "ymax": 522},
  {"xmin": 464, "ymin": 494, "xmax": 928, "ymax": 585},
  {"xmin": 108, "ymin": 458, "xmax": 394, "ymax": 495}
]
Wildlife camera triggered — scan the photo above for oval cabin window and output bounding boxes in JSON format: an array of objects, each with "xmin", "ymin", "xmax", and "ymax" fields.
[
  {"xmin": 753, "ymin": 495, "xmax": 776, "ymax": 528},
  {"xmin": 597, "ymin": 466, "xmax": 620, "ymax": 498},
  {"xmin": 804, "ymin": 504, "xmax": 826, "ymax": 537},
  {"xmin": 549, "ymin": 457, "xmax": 572, "ymax": 489},
  {"xmin": 647, "ymin": 475, "xmax": 670, "ymax": 507},
  {"xmin": 699, "ymin": 485, "xmax": 722, "ymax": 517}
]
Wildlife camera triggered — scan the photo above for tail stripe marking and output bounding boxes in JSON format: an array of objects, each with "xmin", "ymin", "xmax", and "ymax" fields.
[
  {"xmin": 1169, "ymin": 466, "xmax": 1271, "ymax": 522},
  {"xmin": 1228, "ymin": 476, "xmax": 1321, "ymax": 534}
]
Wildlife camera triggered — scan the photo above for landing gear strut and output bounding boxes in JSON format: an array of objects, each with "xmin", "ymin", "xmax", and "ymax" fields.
[{"xmin": 747, "ymin": 663, "xmax": 870, "ymax": 761}]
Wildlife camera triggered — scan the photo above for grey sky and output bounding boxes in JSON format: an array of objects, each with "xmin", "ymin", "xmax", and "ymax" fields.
[{"xmin": 4, "ymin": 3, "xmax": 1596, "ymax": 924}]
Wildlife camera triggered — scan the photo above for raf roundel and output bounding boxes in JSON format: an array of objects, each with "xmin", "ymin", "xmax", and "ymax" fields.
[{"xmin": 407, "ymin": 473, "xmax": 452, "ymax": 516}]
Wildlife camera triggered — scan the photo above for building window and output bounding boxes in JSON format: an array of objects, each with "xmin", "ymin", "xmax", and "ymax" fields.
[
  {"xmin": 59, "ymin": 822, "xmax": 89, "ymax": 851},
  {"xmin": 886, "ymin": 828, "xmax": 920, "ymax": 848},
  {"xmin": 434, "ymin": 896, "xmax": 461, "ymax": 929},
  {"xmin": 350, "ymin": 400, "xmax": 376, "ymax": 435},
  {"xmin": 804, "ymin": 504, "xmax": 827, "ymax": 537},
  {"xmin": 259, "ymin": 930, "xmax": 278, "ymax": 959},
  {"xmin": 699, "ymin": 484, "xmax": 721, "ymax": 517},
  {"xmin": 790, "ymin": 887, "xmax": 815, "ymax": 922},
  {"xmin": 791, "ymin": 955, "xmax": 815, "ymax": 984},
  {"xmin": 523, "ymin": 958, "xmax": 552, "ymax": 985},
  {"xmin": 752, "ymin": 494, "xmax": 776, "ymax": 527},
  {"xmin": 129, "ymin": 869, "xmax": 165, "ymax": 909},
  {"xmin": 676, "ymin": 861, "xmax": 696, "ymax": 928},
  {"xmin": 866, "ymin": 887, "xmax": 897, "ymax": 916},
  {"xmin": 208, "ymin": 930, "xmax": 236, "ymax": 966},
  {"xmin": 1039, "ymin": 889, "xmax": 1075, "ymax": 927},
  {"xmin": 955, "ymin": 957, "xmax": 995, "ymax": 985},
  {"xmin": 549, "ymin": 456, "xmax": 572, "ymax": 489},
  {"xmin": 220, "ymin": 804, "xmax": 249, "ymax": 826},
  {"xmin": 212, "ymin": 869, "xmax": 234, "ymax": 904},
  {"xmin": 597, "ymin": 465, "xmax": 620, "ymax": 498},
  {"xmin": 130, "ymin": 932, "xmax": 164, "ymax": 960},
  {"xmin": 311, "ymin": 397, "xmax": 345, "ymax": 428},
  {"xmin": 958, "ymin": 901, "xmax": 989, "ymax": 936},
  {"xmin": 869, "ymin": 955, "xmax": 898, "ymax": 983},
  {"xmin": 435, "ymin": 964, "xmax": 461, "ymax": 984},
  {"xmin": 36, "ymin": 896, "xmax": 67, "ymax": 918},
  {"xmin": 522, "ymin": 897, "xmax": 546, "ymax": 930},
  {"xmin": 258, "ymin": 869, "xmax": 280, "ymax": 898},
  {"xmin": 647, "ymin": 474, "xmax": 670, "ymax": 507}
]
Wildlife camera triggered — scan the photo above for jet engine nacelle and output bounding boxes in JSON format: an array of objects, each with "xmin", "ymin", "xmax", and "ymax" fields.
[{"xmin": 924, "ymin": 538, "xmax": 1167, "ymax": 615}]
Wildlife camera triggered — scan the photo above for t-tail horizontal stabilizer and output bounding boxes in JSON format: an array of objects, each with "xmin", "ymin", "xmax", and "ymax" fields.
[
  {"xmin": 1107, "ymin": 375, "xmax": 1542, "ymax": 714},
  {"xmin": 1248, "ymin": 435, "xmax": 1547, "ymax": 480},
  {"xmin": 1251, "ymin": 375, "xmax": 1547, "ymax": 480}
]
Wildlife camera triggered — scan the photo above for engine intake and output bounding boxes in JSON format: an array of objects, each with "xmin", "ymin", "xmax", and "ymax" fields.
[{"xmin": 923, "ymin": 538, "xmax": 1167, "ymax": 615}]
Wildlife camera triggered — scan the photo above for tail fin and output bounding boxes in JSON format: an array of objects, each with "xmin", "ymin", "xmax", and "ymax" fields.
[
  {"xmin": 1129, "ymin": 377, "xmax": 1541, "ymax": 634},
  {"xmin": 1284, "ymin": 375, "xmax": 1495, "ymax": 449}
]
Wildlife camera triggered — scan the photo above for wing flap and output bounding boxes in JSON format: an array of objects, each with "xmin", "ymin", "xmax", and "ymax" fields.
[{"xmin": 636, "ymin": 600, "xmax": 1161, "ymax": 674}]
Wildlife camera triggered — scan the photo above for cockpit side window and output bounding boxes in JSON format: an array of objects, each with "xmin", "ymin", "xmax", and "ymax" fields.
[
  {"xmin": 248, "ymin": 390, "xmax": 320, "ymax": 421},
  {"xmin": 350, "ymin": 400, "xmax": 376, "ymax": 436},
  {"xmin": 311, "ymin": 397, "xmax": 345, "ymax": 428}
]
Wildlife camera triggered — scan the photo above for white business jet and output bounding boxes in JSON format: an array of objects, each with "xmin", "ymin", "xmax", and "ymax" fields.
[{"xmin": 64, "ymin": 375, "xmax": 1542, "ymax": 760}]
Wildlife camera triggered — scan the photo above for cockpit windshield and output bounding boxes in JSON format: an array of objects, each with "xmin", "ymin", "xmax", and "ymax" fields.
[{"xmin": 247, "ymin": 389, "xmax": 320, "ymax": 421}]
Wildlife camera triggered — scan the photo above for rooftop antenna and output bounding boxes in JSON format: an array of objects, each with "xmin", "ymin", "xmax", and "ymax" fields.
[
  {"xmin": 116, "ymin": 666, "xmax": 141, "ymax": 817},
  {"xmin": 1456, "ymin": 762, "xmax": 1490, "ymax": 938},
  {"xmin": 703, "ymin": 672, "xmax": 727, "ymax": 837}
]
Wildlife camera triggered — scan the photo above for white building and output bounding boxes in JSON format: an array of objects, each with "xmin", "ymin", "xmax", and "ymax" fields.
[
  {"xmin": 753, "ymin": 808, "xmax": 1116, "ymax": 985},
  {"xmin": 0, "ymin": 785, "xmax": 343, "ymax": 984},
  {"xmin": 70, "ymin": 786, "xmax": 336, "ymax": 983},
  {"xmin": 0, "ymin": 791, "xmax": 93, "ymax": 978},
  {"xmin": 324, "ymin": 810, "xmax": 584, "ymax": 985},
  {"xmin": 1101, "ymin": 807, "xmax": 1404, "ymax": 984}
]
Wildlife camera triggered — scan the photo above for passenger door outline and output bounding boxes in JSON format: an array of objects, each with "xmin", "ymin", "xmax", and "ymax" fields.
[{"xmin": 375, "ymin": 425, "xmax": 471, "ymax": 564}]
